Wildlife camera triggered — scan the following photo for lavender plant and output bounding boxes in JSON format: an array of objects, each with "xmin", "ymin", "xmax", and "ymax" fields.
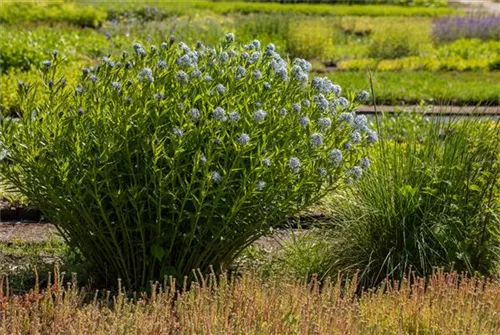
[
  {"xmin": 433, "ymin": 15, "xmax": 500, "ymax": 42},
  {"xmin": 0, "ymin": 35, "xmax": 375, "ymax": 289}
]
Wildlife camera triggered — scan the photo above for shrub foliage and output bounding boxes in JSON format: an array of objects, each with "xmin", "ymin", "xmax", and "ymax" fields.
[{"xmin": 0, "ymin": 35, "xmax": 375, "ymax": 288}]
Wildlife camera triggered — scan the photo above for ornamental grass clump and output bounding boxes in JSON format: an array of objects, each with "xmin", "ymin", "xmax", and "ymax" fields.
[
  {"xmin": 0, "ymin": 34, "xmax": 375, "ymax": 289},
  {"xmin": 326, "ymin": 115, "xmax": 500, "ymax": 289}
]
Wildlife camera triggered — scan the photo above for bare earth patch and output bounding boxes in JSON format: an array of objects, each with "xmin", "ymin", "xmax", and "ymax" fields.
[{"xmin": 0, "ymin": 222, "xmax": 58, "ymax": 243}]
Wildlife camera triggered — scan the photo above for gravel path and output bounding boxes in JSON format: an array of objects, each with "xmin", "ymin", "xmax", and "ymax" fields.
[{"xmin": 450, "ymin": 0, "xmax": 500, "ymax": 14}]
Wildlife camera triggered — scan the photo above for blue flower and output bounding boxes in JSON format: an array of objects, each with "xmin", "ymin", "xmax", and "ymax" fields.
[
  {"xmin": 256, "ymin": 180, "xmax": 266, "ymax": 191},
  {"xmin": 157, "ymin": 60, "xmax": 168, "ymax": 69},
  {"xmin": 216, "ymin": 83, "xmax": 227, "ymax": 95},
  {"xmin": 172, "ymin": 127, "xmax": 183, "ymax": 138},
  {"xmin": 195, "ymin": 41, "xmax": 205, "ymax": 51},
  {"xmin": 228, "ymin": 111, "xmax": 241, "ymax": 123},
  {"xmin": 263, "ymin": 82, "xmax": 271, "ymax": 90},
  {"xmin": 200, "ymin": 154, "xmax": 207, "ymax": 165},
  {"xmin": 293, "ymin": 58, "xmax": 312, "ymax": 73},
  {"xmin": 367, "ymin": 130, "xmax": 379, "ymax": 144},
  {"xmin": 313, "ymin": 94, "xmax": 329, "ymax": 112},
  {"xmin": 219, "ymin": 52, "xmax": 229, "ymax": 62},
  {"xmin": 111, "ymin": 81, "xmax": 121, "ymax": 92},
  {"xmin": 42, "ymin": 60, "xmax": 52, "ymax": 68},
  {"xmin": 292, "ymin": 103, "xmax": 302, "ymax": 114},
  {"xmin": 137, "ymin": 48, "xmax": 147, "ymax": 57},
  {"xmin": 354, "ymin": 115, "xmax": 369, "ymax": 132},
  {"xmin": 211, "ymin": 171, "xmax": 222, "ymax": 183},
  {"xmin": 338, "ymin": 112, "xmax": 354, "ymax": 124},
  {"xmin": 356, "ymin": 90, "xmax": 370, "ymax": 103},
  {"xmin": 310, "ymin": 133, "xmax": 323, "ymax": 147},
  {"xmin": 329, "ymin": 149, "xmax": 342, "ymax": 167},
  {"xmin": 238, "ymin": 133, "xmax": 250, "ymax": 145},
  {"xmin": 350, "ymin": 131, "xmax": 362, "ymax": 144},
  {"xmin": 250, "ymin": 40, "xmax": 261, "ymax": 50},
  {"xmin": 266, "ymin": 43, "xmax": 276, "ymax": 53},
  {"xmin": 319, "ymin": 168, "xmax": 327, "ymax": 177},
  {"xmin": 253, "ymin": 70, "xmax": 262, "ymax": 80},
  {"xmin": 299, "ymin": 116, "xmax": 310, "ymax": 128},
  {"xmin": 249, "ymin": 51, "xmax": 260, "ymax": 64},
  {"xmin": 213, "ymin": 107, "xmax": 227, "ymax": 121},
  {"xmin": 302, "ymin": 100, "xmax": 311, "ymax": 108},
  {"xmin": 190, "ymin": 108, "xmax": 201, "ymax": 120},
  {"xmin": 317, "ymin": 117, "xmax": 332, "ymax": 130},
  {"xmin": 236, "ymin": 65, "xmax": 246, "ymax": 79},
  {"xmin": 225, "ymin": 33, "xmax": 235, "ymax": 43},
  {"xmin": 263, "ymin": 158, "xmax": 272, "ymax": 167},
  {"xmin": 274, "ymin": 65, "xmax": 288, "ymax": 81},
  {"xmin": 279, "ymin": 108, "xmax": 287, "ymax": 117},
  {"xmin": 89, "ymin": 75, "xmax": 97, "ymax": 83},
  {"xmin": 204, "ymin": 75, "xmax": 213, "ymax": 82},
  {"xmin": 288, "ymin": 157, "xmax": 301, "ymax": 173},
  {"xmin": 292, "ymin": 65, "xmax": 308, "ymax": 84},
  {"xmin": 178, "ymin": 42, "xmax": 191, "ymax": 54},
  {"xmin": 177, "ymin": 52, "xmax": 199, "ymax": 68},
  {"xmin": 360, "ymin": 157, "xmax": 371, "ymax": 169},
  {"xmin": 139, "ymin": 68, "xmax": 154, "ymax": 83},
  {"xmin": 176, "ymin": 70, "xmax": 189, "ymax": 84},
  {"xmin": 254, "ymin": 109, "xmax": 267, "ymax": 123},
  {"xmin": 347, "ymin": 166, "xmax": 363, "ymax": 181},
  {"xmin": 338, "ymin": 97, "xmax": 349, "ymax": 109},
  {"xmin": 133, "ymin": 42, "xmax": 144, "ymax": 52},
  {"xmin": 270, "ymin": 58, "xmax": 288, "ymax": 81},
  {"xmin": 311, "ymin": 77, "xmax": 342, "ymax": 96},
  {"xmin": 191, "ymin": 69, "xmax": 201, "ymax": 78}
]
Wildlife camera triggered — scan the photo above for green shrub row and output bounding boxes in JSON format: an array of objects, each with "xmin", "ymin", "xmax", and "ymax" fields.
[
  {"xmin": 0, "ymin": 0, "xmax": 456, "ymax": 27},
  {"xmin": 0, "ymin": 26, "xmax": 110, "ymax": 74},
  {"xmin": 235, "ymin": 0, "xmax": 448, "ymax": 6},
  {"xmin": 0, "ymin": 0, "xmax": 106, "ymax": 27}
]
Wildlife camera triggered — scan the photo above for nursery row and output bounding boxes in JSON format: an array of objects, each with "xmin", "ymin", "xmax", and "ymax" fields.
[{"xmin": 0, "ymin": 0, "xmax": 457, "ymax": 27}]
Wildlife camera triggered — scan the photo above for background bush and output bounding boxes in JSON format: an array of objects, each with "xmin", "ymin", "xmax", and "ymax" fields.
[
  {"xmin": 368, "ymin": 21, "xmax": 431, "ymax": 59},
  {"xmin": 0, "ymin": 26, "xmax": 109, "ymax": 74},
  {"xmin": 325, "ymin": 115, "xmax": 500, "ymax": 288}
]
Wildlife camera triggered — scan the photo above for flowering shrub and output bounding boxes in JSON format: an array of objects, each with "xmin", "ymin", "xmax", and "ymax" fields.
[{"xmin": 0, "ymin": 35, "xmax": 375, "ymax": 288}]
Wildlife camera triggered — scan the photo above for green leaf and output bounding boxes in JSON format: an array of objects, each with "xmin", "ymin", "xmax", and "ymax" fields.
[{"xmin": 151, "ymin": 244, "xmax": 165, "ymax": 261}]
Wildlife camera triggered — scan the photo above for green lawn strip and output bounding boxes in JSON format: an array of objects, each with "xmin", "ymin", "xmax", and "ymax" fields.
[{"xmin": 330, "ymin": 71, "xmax": 500, "ymax": 106}]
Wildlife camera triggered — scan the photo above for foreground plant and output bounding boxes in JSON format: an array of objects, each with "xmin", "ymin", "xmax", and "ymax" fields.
[
  {"xmin": 0, "ymin": 34, "xmax": 374, "ymax": 288},
  {"xmin": 326, "ymin": 114, "xmax": 500, "ymax": 288},
  {"xmin": 1, "ymin": 269, "xmax": 498, "ymax": 334}
]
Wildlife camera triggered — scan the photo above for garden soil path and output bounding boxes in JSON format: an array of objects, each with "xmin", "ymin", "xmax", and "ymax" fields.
[{"xmin": 451, "ymin": 0, "xmax": 500, "ymax": 14}]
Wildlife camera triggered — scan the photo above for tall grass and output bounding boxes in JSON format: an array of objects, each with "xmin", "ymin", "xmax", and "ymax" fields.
[
  {"xmin": 1, "ymin": 269, "xmax": 499, "ymax": 334},
  {"xmin": 325, "ymin": 115, "xmax": 500, "ymax": 288}
]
